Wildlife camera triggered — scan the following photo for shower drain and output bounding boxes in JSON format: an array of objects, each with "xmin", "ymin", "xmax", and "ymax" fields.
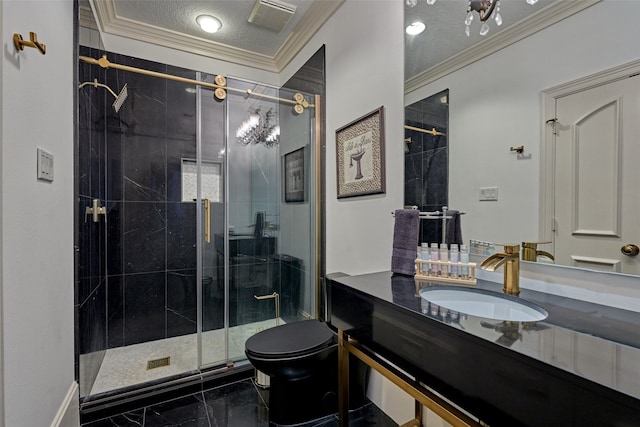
[{"xmin": 147, "ymin": 356, "xmax": 171, "ymax": 370}]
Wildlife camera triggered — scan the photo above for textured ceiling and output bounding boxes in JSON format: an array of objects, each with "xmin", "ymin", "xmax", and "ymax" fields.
[
  {"xmin": 85, "ymin": 0, "xmax": 343, "ymax": 72},
  {"xmin": 112, "ymin": 0, "xmax": 315, "ymax": 57}
]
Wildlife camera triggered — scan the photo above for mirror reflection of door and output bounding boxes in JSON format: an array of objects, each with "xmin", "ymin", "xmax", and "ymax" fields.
[{"xmin": 553, "ymin": 74, "xmax": 640, "ymax": 274}]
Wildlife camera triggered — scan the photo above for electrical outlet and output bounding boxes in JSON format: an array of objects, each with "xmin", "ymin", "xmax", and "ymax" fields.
[{"xmin": 479, "ymin": 186, "xmax": 498, "ymax": 201}]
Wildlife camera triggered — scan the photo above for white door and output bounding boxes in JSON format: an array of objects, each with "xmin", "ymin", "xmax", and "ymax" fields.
[{"xmin": 554, "ymin": 74, "xmax": 640, "ymax": 274}]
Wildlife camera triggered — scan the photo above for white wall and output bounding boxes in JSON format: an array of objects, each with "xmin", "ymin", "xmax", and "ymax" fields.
[
  {"xmin": 1, "ymin": 1, "xmax": 77, "ymax": 426},
  {"xmin": 284, "ymin": 0, "xmax": 405, "ymax": 277},
  {"xmin": 406, "ymin": 0, "xmax": 640, "ymax": 246}
]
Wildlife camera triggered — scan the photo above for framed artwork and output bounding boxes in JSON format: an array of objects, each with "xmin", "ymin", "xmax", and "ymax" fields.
[
  {"xmin": 284, "ymin": 146, "xmax": 305, "ymax": 202},
  {"xmin": 335, "ymin": 106, "xmax": 385, "ymax": 198}
]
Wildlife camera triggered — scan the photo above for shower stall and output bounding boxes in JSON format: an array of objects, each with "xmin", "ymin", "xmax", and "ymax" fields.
[{"xmin": 76, "ymin": 47, "xmax": 320, "ymax": 405}]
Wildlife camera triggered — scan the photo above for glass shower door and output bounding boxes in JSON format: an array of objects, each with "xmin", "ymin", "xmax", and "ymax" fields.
[
  {"xmin": 213, "ymin": 79, "xmax": 316, "ymax": 366},
  {"xmin": 197, "ymin": 74, "xmax": 229, "ymax": 369}
]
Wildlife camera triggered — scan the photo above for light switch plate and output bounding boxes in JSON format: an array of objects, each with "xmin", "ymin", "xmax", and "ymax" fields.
[
  {"xmin": 479, "ymin": 186, "xmax": 498, "ymax": 201},
  {"xmin": 37, "ymin": 148, "xmax": 54, "ymax": 182}
]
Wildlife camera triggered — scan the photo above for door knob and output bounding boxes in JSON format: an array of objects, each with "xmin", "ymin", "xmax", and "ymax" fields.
[{"xmin": 621, "ymin": 244, "xmax": 640, "ymax": 257}]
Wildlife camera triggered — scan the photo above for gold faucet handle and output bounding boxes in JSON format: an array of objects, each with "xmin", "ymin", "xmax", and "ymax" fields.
[
  {"xmin": 522, "ymin": 241, "xmax": 551, "ymax": 249},
  {"xmin": 495, "ymin": 243, "xmax": 520, "ymax": 254}
]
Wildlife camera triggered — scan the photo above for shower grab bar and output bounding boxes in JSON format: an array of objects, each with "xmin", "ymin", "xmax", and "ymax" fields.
[{"xmin": 254, "ymin": 292, "xmax": 280, "ymax": 326}]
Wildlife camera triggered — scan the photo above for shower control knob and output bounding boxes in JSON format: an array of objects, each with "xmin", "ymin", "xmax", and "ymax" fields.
[{"xmin": 621, "ymin": 244, "xmax": 640, "ymax": 257}]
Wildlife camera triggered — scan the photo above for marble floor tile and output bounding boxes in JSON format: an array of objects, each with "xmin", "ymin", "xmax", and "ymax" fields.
[{"xmin": 82, "ymin": 379, "xmax": 398, "ymax": 427}]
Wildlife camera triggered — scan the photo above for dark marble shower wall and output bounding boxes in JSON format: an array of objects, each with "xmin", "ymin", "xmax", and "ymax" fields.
[
  {"xmin": 404, "ymin": 89, "xmax": 449, "ymax": 245},
  {"xmin": 77, "ymin": 46, "xmax": 210, "ymax": 353}
]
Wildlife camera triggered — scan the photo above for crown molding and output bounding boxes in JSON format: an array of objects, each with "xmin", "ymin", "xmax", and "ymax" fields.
[
  {"xmin": 405, "ymin": 0, "xmax": 603, "ymax": 94},
  {"xmin": 79, "ymin": 3, "xmax": 98, "ymax": 31},
  {"xmin": 88, "ymin": 0, "xmax": 342, "ymax": 74},
  {"xmin": 91, "ymin": 0, "xmax": 277, "ymax": 72},
  {"xmin": 273, "ymin": 0, "xmax": 343, "ymax": 70}
]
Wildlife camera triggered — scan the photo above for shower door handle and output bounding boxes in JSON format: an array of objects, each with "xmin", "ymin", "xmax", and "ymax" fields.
[{"xmin": 204, "ymin": 198, "xmax": 211, "ymax": 243}]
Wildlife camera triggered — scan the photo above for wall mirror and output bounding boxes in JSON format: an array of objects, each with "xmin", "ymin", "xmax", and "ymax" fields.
[
  {"xmin": 404, "ymin": 0, "xmax": 640, "ymax": 277},
  {"xmin": 404, "ymin": 89, "xmax": 449, "ymax": 245}
]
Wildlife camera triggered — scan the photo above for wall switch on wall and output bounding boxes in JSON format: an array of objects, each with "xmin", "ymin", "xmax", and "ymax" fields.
[
  {"xmin": 479, "ymin": 186, "xmax": 498, "ymax": 201},
  {"xmin": 37, "ymin": 148, "xmax": 54, "ymax": 182}
]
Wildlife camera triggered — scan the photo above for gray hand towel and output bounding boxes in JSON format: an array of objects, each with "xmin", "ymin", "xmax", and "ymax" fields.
[
  {"xmin": 391, "ymin": 209, "xmax": 420, "ymax": 276},
  {"xmin": 445, "ymin": 210, "xmax": 463, "ymax": 245}
]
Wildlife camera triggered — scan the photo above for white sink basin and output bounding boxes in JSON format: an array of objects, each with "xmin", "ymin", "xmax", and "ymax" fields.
[{"xmin": 419, "ymin": 287, "xmax": 548, "ymax": 322}]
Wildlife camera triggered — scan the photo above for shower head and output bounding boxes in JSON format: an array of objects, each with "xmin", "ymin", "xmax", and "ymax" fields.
[
  {"xmin": 112, "ymin": 83, "xmax": 128, "ymax": 113},
  {"xmin": 78, "ymin": 78, "xmax": 128, "ymax": 113}
]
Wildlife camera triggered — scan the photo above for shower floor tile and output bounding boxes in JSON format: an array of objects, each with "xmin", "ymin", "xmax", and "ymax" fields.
[
  {"xmin": 82, "ymin": 378, "xmax": 398, "ymax": 427},
  {"xmin": 89, "ymin": 318, "xmax": 283, "ymax": 396}
]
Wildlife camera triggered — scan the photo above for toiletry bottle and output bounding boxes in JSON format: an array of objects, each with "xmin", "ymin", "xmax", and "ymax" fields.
[
  {"xmin": 440, "ymin": 243, "xmax": 449, "ymax": 277},
  {"xmin": 420, "ymin": 243, "xmax": 430, "ymax": 275},
  {"xmin": 430, "ymin": 243, "xmax": 440, "ymax": 276},
  {"xmin": 450, "ymin": 244, "xmax": 459, "ymax": 278},
  {"xmin": 460, "ymin": 244, "xmax": 470, "ymax": 279}
]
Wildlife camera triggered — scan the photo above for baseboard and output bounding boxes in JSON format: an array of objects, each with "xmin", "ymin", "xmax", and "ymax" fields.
[{"xmin": 51, "ymin": 382, "xmax": 80, "ymax": 427}]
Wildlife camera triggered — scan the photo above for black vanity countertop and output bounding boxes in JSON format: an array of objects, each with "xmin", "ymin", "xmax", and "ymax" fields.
[{"xmin": 327, "ymin": 271, "xmax": 640, "ymax": 426}]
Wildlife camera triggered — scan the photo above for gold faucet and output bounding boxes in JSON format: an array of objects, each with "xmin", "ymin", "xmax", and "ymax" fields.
[
  {"xmin": 480, "ymin": 244, "xmax": 521, "ymax": 296},
  {"xmin": 521, "ymin": 241, "xmax": 554, "ymax": 263}
]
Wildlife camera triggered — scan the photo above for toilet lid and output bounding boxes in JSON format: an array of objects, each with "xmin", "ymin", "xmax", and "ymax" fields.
[{"xmin": 245, "ymin": 320, "xmax": 335, "ymax": 359}]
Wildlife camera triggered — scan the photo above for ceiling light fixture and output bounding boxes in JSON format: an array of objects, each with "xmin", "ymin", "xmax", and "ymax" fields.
[
  {"xmin": 196, "ymin": 15, "xmax": 222, "ymax": 33},
  {"xmin": 406, "ymin": 0, "xmax": 538, "ymax": 37},
  {"xmin": 406, "ymin": 21, "xmax": 426, "ymax": 35}
]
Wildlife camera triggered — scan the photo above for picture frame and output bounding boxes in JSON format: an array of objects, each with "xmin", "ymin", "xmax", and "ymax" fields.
[
  {"xmin": 284, "ymin": 146, "xmax": 305, "ymax": 203},
  {"xmin": 335, "ymin": 106, "xmax": 385, "ymax": 198}
]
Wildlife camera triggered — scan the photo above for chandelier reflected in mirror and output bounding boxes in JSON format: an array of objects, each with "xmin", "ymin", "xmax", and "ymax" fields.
[
  {"xmin": 236, "ymin": 107, "xmax": 280, "ymax": 147},
  {"xmin": 406, "ymin": 0, "xmax": 538, "ymax": 36}
]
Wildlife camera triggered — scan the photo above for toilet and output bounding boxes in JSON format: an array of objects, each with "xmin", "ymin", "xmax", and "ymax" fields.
[{"xmin": 245, "ymin": 319, "xmax": 368, "ymax": 425}]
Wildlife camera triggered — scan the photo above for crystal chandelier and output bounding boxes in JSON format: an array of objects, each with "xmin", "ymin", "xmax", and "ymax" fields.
[
  {"xmin": 236, "ymin": 107, "xmax": 280, "ymax": 148},
  {"xmin": 406, "ymin": 0, "xmax": 538, "ymax": 37}
]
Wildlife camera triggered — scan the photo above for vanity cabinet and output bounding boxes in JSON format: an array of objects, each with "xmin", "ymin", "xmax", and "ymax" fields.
[{"xmin": 327, "ymin": 272, "xmax": 640, "ymax": 426}]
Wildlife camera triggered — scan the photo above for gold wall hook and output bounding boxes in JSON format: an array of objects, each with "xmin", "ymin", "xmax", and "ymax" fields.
[{"xmin": 13, "ymin": 32, "xmax": 46, "ymax": 54}]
